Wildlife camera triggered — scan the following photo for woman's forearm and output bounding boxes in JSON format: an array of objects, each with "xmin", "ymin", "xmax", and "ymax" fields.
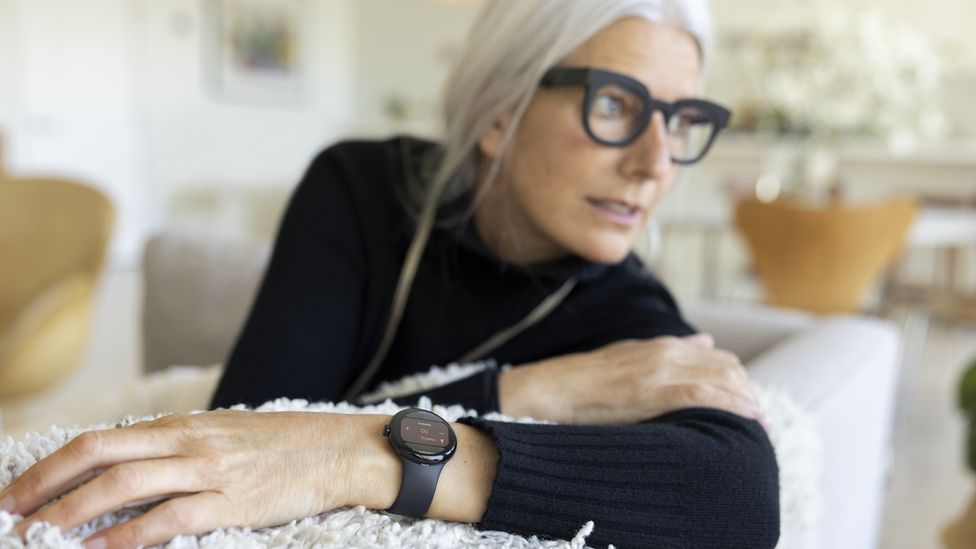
[
  {"xmin": 498, "ymin": 358, "xmax": 578, "ymax": 423},
  {"xmin": 497, "ymin": 336, "xmax": 764, "ymax": 427},
  {"xmin": 346, "ymin": 414, "xmax": 499, "ymax": 523}
]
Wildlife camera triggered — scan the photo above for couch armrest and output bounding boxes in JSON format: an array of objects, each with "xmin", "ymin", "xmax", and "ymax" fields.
[
  {"xmin": 746, "ymin": 316, "xmax": 899, "ymax": 410},
  {"xmin": 747, "ymin": 315, "xmax": 902, "ymax": 549},
  {"xmin": 682, "ymin": 301, "xmax": 817, "ymax": 363}
]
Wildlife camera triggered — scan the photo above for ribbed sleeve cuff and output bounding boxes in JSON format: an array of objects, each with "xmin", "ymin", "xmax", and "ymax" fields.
[
  {"xmin": 455, "ymin": 416, "xmax": 637, "ymax": 546},
  {"xmin": 456, "ymin": 409, "xmax": 780, "ymax": 549}
]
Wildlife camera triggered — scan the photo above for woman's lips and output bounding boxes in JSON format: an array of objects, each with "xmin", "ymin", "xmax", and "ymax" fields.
[{"xmin": 586, "ymin": 197, "xmax": 641, "ymax": 227}]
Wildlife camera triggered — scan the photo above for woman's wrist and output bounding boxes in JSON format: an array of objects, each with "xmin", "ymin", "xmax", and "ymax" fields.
[
  {"xmin": 342, "ymin": 414, "xmax": 400, "ymax": 510},
  {"xmin": 499, "ymin": 359, "xmax": 577, "ymax": 423},
  {"xmin": 342, "ymin": 413, "xmax": 499, "ymax": 523},
  {"xmin": 498, "ymin": 366, "xmax": 537, "ymax": 418},
  {"xmin": 425, "ymin": 421, "xmax": 498, "ymax": 522}
]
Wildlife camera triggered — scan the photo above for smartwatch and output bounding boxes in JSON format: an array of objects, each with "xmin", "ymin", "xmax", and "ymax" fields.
[{"xmin": 382, "ymin": 408, "xmax": 457, "ymax": 517}]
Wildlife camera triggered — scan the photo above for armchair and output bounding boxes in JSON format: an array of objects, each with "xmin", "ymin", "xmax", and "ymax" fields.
[{"xmin": 0, "ymin": 177, "xmax": 114, "ymax": 397}]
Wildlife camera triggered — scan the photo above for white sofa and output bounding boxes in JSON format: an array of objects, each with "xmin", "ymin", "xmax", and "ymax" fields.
[
  {"xmin": 131, "ymin": 232, "xmax": 900, "ymax": 549},
  {"xmin": 684, "ymin": 302, "xmax": 900, "ymax": 549}
]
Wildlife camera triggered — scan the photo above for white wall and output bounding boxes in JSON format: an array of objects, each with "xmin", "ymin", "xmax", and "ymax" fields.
[
  {"xmin": 0, "ymin": 0, "xmax": 357, "ymax": 263},
  {"xmin": 2, "ymin": 0, "xmax": 149, "ymax": 262},
  {"xmin": 140, "ymin": 0, "xmax": 355, "ymax": 196},
  {"xmin": 0, "ymin": 0, "xmax": 17, "ymax": 137},
  {"xmin": 349, "ymin": 0, "xmax": 480, "ymax": 131}
]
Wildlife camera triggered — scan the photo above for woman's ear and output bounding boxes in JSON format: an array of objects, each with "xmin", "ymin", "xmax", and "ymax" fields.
[{"xmin": 477, "ymin": 111, "xmax": 513, "ymax": 160}]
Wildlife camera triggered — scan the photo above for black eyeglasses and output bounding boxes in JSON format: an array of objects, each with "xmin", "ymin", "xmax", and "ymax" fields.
[{"xmin": 539, "ymin": 67, "xmax": 731, "ymax": 165}]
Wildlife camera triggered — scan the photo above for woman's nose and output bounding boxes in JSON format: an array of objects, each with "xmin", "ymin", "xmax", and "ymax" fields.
[{"xmin": 622, "ymin": 111, "xmax": 671, "ymax": 181}]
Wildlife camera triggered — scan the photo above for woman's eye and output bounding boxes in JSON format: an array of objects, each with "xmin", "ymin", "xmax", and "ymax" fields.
[
  {"xmin": 593, "ymin": 95, "xmax": 628, "ymax": 118},
  {"xmin": 680, "ymin": 112, "xmax": 710, "ymax": 126}
]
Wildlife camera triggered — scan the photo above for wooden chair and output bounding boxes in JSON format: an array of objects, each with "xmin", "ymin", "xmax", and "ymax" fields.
[
  {"xmin": 882, "ymin": 195, "xmax": 976, "ymax": 324},
  {"xmin": 734, "ymin": 197, "xmax": 917, "ymax": 314},
  {"xmin": 0, "ymin": 177, "xmax": 114, "ymax": 397}
]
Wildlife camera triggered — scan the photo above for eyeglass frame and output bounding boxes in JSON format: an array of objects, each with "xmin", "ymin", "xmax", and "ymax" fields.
[{"xmin": 539, "ymin": 66, "xmax": 731, "ymax": 165}]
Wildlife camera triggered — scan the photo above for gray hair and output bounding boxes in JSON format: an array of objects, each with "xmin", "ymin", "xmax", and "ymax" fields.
[{"xmin": 343, "ymin": 0, "xmax": 714, "ymax": 401}]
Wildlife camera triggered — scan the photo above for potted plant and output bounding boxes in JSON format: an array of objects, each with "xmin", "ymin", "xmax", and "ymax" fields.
[{"xmin": 943, "ymin": 357, "xmax": 976, "ymax": 548}]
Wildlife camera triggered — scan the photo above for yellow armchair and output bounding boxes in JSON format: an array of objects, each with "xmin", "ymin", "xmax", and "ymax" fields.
[{"xmin": 0, "ymin": 177, "xmax": 113, "ymax": 397}]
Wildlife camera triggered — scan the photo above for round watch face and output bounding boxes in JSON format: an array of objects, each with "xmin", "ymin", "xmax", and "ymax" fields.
[{"xmin": 385, "ymin": 409, "xmax": 458, "ymax": 465}]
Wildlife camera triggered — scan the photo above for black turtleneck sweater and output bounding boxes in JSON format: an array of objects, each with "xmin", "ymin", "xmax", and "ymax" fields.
[{"xmin": 209, "ymin": 138, "xmax": 780, "ymax": 548}]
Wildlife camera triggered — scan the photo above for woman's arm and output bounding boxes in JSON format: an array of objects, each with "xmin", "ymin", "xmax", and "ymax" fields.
[
  {"xmin": 465, "ymin": 410, "xmax": 779, "ymax": 548},
  {"xmin": 346, "ymin": 409, "xmax": 779, "ymax": 549},
  {"xmin": 498, "ymin": 334, "xmax": 766, "ymax": 426},
  {"xmin": 210, "ymin": 146, "xmax": 370, "ymax": 409},
  {"xmin": 2, "ymin": 408, "xmax": 777, "ymax": 549},
  {"xmin": 373, "ymin": 333, "xmax": 764, "ymax": 425},
  {"xmin": 348, "ymin": 414, "xmax": 500, "ymax": 523},
  {"xmin": 0, "ymin": 411, "xmax": 499, "ymax": 548}
]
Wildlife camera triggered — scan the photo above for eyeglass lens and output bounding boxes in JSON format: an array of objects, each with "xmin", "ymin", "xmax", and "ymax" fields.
[{"xmin": 587, "ymin": 82, "xmax": 717, "ymax": 162}]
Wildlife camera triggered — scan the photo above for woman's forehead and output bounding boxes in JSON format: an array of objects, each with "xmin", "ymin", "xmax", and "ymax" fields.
[{"xmin": 563, "ymin": 17, "xmax": 701, "ymax": 100}]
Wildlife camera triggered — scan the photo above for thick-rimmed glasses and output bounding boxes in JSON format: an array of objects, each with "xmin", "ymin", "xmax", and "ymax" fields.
[{"xmin": 539, "ymin": 67, "xmax": 731, "ymax": 165}]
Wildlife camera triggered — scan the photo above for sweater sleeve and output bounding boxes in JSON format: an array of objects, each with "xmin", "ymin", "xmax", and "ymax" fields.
[
  {"xmin": 209, "ymin": 147, "xmax": 367, "ymax": 409},
  {"xmin": 456, "ymin": 408, "xmax": 780, "ymax": 549}
]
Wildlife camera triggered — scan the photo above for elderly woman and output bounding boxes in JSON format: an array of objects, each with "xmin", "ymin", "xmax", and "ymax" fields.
[{"xmin": 0, "ymin": 1, "xmax": 779, "ymax": 548}]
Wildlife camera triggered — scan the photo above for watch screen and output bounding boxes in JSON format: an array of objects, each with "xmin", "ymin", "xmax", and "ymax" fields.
[{"xmin": 400, "ymin": 417, "xmax": 449, "ymax": 448}]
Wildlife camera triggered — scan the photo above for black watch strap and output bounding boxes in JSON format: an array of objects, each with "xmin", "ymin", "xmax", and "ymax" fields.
[{"xmin": 387, "ymin": 459, "xmax": 445, "ymax": 517}]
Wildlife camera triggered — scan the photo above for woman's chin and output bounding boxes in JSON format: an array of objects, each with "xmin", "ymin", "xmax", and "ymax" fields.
[{"xmin": 572, "ymin": 235, "xmax": 634, "ymax": 265}]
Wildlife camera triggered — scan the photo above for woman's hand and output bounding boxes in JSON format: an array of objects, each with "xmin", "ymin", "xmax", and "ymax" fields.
[
  {"xmin": 0, "ymin": 410, "xmax": 378, "ymax": 548},
  {"xmin": 498, "ymin": 334, "xmax": 766, "ymax": 426}
]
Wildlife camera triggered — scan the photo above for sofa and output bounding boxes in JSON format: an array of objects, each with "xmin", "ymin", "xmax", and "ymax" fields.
[{"xmin": 131, "ymin": 231, "xmax": 903, "ymax": 549}]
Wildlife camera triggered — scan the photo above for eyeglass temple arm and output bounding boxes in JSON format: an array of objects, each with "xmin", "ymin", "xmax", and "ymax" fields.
[{"xmin": 539, "ymin": 67, "xmax": 589, "ymax": 86}]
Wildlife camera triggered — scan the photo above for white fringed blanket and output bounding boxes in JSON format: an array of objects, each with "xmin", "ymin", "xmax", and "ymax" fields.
[{"xmin": 0, "ymin": 363, "xmax": 821, "ymax": 548}]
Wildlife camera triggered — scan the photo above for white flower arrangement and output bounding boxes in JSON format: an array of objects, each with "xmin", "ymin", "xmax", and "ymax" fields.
[{"xmin": 713, "ymin": 6, "xmax": 946, "ymax": 148}]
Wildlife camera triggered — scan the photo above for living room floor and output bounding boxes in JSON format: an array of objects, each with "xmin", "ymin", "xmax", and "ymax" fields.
[{"xmin": 878, "ymin": 311, "xmax": 976, "ymax": 549}]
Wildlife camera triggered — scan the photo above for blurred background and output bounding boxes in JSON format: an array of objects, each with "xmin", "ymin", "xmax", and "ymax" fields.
[{"xmin": 0, "ymin": 1, "xmax": 975, "ymax": 548}]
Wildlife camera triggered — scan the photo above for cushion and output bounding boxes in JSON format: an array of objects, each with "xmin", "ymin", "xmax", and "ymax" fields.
[{"xmin": 0, "ymin": 364, "xmax": 820, "ymax": 548}]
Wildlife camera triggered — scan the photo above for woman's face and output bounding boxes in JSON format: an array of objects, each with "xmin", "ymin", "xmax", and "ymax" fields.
[{"xmin": 475, "ymin": 17, "xmax": 701, "ymax": 265}]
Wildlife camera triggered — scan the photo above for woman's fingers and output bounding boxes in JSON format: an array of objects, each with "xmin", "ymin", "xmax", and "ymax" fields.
[
  {"xmin": 700, "ymin": 363, "xmax": 759, "ymax": 405},
  {"xmin": 681, "ymin": 333, "xmax": 715, "ymax": 349},
  {"xmin": 1, "ymin": 427, "xmax": 178, "ymax": 517},
  {"xmin": 679, "ymin": 345, "xmax": 758, "ymax": 405},
  {"xmin": 83, "ymin": 491, "xmax": 229, "ymax": 549},
  {"xmin": 14, "ymin": 458, "xmax": 202, "ymax": 539},
  {"xmin": 663, "ymin": 382, "xmax": 764, "ymax": 423}
]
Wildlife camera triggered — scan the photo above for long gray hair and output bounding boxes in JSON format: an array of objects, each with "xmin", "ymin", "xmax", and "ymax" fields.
[{"xmin": 342, "ymin": 0, "xmax": 714, "ymax": 402}]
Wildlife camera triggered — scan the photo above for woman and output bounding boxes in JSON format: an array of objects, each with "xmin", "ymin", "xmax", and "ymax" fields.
[{"xmin": 0, "ymin": 1, "xmax": 779, "ymax": 548}]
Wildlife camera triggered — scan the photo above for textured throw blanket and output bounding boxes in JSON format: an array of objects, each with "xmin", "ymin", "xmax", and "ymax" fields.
[{"xmin": 0, "ymin": 363, "xmax": 821, "ymax": 548}]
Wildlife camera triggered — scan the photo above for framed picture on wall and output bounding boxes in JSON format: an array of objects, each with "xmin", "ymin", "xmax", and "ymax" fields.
[{"xmin": 203, "ymin": 0, "xmax": 305, "ymax": 105}]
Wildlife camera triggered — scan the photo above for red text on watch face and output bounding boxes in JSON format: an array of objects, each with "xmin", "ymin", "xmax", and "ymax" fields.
[{"xmin": 400, "ymin": 418, "xmax": 449, "ymax": 448}]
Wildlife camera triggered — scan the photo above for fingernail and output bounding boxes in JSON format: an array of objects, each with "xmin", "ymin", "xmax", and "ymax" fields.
[
  {"xmin": 0, "ymin": 494, "xmax": 14, "ymax": 513},
  {"xmin": 85, "ymin": 536, "xmax": 107, "ymax": 549}
]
